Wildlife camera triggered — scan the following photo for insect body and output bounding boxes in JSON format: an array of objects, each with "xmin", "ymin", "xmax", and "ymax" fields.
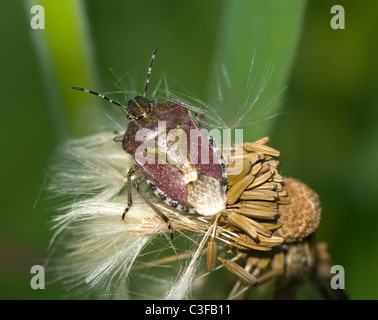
[{"xmin": 72, "ymin": 46, "xmax": 227, "ymax": 238}]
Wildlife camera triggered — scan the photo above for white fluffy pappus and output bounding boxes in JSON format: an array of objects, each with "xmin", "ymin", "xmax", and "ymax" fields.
[
  {"xmin": 164, "ymin": 53, "xmax": 287, "ymax": 133},
  {"xmin": 46, "ymin": 132, "xmax": 212, "ymax": 299}
]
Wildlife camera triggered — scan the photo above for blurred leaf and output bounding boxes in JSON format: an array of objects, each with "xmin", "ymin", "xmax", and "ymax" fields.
[
  {"xmin": 208, "ymin": 0, "xmax": 307, "ymax": 140},
  {"xmin": 27, "ymin": 0, "xmax": 102, "ymax": 137}
]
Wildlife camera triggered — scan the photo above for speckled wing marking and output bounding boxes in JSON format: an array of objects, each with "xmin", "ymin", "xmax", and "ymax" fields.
[{"xmin": 187, "ymin": 174, "xmax": 226, "ymax": 216}]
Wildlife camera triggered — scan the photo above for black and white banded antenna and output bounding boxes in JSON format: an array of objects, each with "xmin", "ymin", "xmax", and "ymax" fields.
[
  {"xmin": 144, "ymin": 45, "xmax": 159, "ymax": 98},
  {"xmin": 71, "ymin": 45, "xmax": 160, "ymax": 107},
  {"xmin": 71, "ymin": 86, "xmax": 125, "ymax": 109}
]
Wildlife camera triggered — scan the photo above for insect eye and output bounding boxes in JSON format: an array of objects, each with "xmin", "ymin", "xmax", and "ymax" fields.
[{"xmin": 127, "ymin": 96, "xmax": 151, "ymax": 120}]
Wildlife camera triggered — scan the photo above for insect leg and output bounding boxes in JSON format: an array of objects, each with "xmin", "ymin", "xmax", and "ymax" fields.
[
  {"xmin": 121, "ymin": 164, "xmax": 139, "ymax": 221},
  {"xmin": 133, "ymin": 178, "xmax": 174, "ymax": 240},
  {"xmin": 113, "ymin": 135, "xmax": 123, "ymax": 142}
]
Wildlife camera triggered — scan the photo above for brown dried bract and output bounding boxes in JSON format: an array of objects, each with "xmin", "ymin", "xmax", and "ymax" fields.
[
  {"xmin": 136, "ymin": 136, "xmax": 331, "ymax": 299},
  {"xmin": 208, "ymin": 137, "xmax": 331, "ymax": 299}
]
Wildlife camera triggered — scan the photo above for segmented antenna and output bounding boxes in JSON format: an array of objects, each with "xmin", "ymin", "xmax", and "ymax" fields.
[
  {"xmin": 144, "ymin": 45, "xmax": 159, "ymax": 97},
  {"xmin": 72, "ymin": 46, "xmax": 159, "ymax": 106},
  {"xmin": 71, "ymin": 87, "xmax": 125, "ymax": 108}
]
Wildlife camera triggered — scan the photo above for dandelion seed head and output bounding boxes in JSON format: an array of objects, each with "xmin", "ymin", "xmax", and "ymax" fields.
[
  {"xmin": 47, "ymin": 128, "xmax": 327, "ymax": 299},
  {"xmin": 47, "ymin": 71, "xmax": 324, "ymax": 300},
  {"xmin": 44, "ymin": 44, "xmax": 327, "ymax": 299}
]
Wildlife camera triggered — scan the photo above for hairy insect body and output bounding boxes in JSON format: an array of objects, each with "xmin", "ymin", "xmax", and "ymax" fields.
[
  {"xmin": 72, "ymin": 46, "xmax": 227, "ymax": 238},
  {"xmin": 123, "ymin": 101, "xmax": 227, "ymax": 215}
]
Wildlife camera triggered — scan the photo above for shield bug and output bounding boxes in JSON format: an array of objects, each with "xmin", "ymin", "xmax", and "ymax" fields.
[{"xmin": 72, "ymin": 46, "xmax": 227, "ymax": 239}]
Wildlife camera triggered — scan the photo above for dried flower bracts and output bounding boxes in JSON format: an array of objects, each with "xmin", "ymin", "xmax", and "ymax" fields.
[
  {"xmin": 47, "ymin": 132, "xmax": 328, "ymax": 299},
  {"xmin": 207, "ymin": 137, "xmax": 326, "ymax": 299}
]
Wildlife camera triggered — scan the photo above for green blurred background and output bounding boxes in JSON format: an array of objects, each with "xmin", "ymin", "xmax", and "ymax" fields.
[{"xmin": 0, "ymin": 0, "xmax": 377, "ymax": 299}]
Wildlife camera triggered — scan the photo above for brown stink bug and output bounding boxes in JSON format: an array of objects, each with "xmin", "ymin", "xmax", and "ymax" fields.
[{"xmin": 72, "ymin": 46, "xmax": 227, "ymax": 239}]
